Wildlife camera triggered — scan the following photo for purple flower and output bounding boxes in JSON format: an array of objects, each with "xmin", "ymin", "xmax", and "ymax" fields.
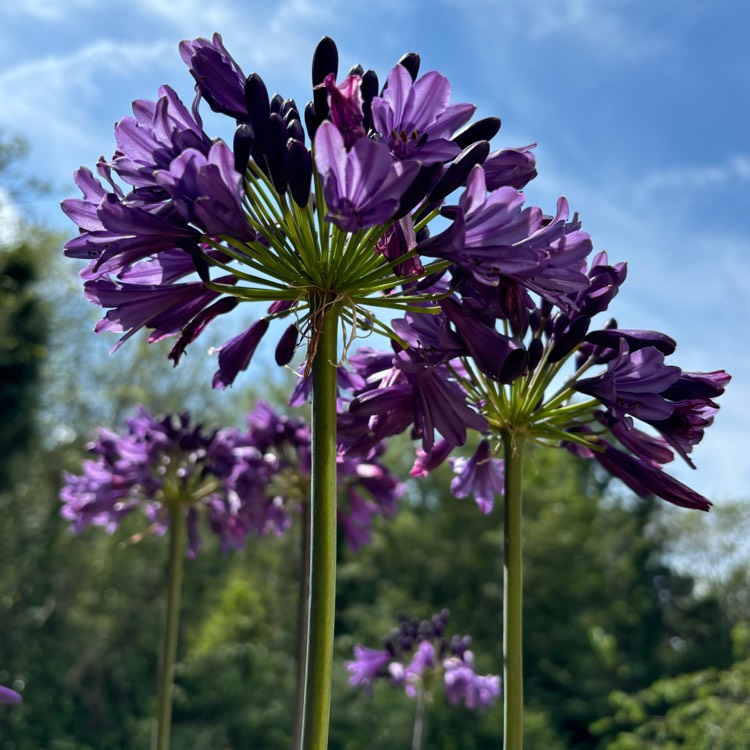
[
  {"xmin": 372, "ymin": 64, "xmax": 475, "ymax": 165},
  {"xmin": 84, "ymin": 275, "xmax": 227, "ymax": 353},
  {"xmin": 155, "ymin": 141, "xmax": 253, "ymax": 240},
  {"xmin": 314, "ymin": 121, "xmax": 420, "ymax": 231},
  {"xmin": 0, "ymin": 684, "xmax": 22, "ymax": 705},
  {"xmin": 576, "ymin": 340, "xmax": 682, "ymax": 422},
  {"xmin": 320, "ymin": 73, "xmax": 366, "ymax": 148},
  {"xmin": 108, "ymin": 85, "xmax": 212, "ymax": 188},
  {"xmin": 450, "ymin": 439, "xmax": 505, "ymax": 514},
  {"xmin": 347, "ymin": 610, "xmax": 500, "ymax": 710},
  {"xmin": 210, "ymin": 319, "xmax": 270, "ymax": 390},
  {"xmin": 592, "ymin": 440, "xmax": 712, "ymax": 511},
  {"xmin": 444, "ymin": 655, "xmax": 501, "ymax": 709},
  {"xmin": 483, "ymin": 144, "xmax": 538, "ymax": 191},
  {"xmin": 350, "ymin": 350, "xmax": 487, "ymax": 452},
  {"xmin": 179, "ymin": 33, "xmax": 248, "ymax": 120},
  {"xmin": 345, "ymin": 646, "xmax": 391, "ymax": 687}
]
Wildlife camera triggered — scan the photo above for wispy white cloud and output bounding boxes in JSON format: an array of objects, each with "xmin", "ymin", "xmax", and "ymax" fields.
[{"xmin": 0, "ymin": 39, "xmax": 173, "ymax": 178}]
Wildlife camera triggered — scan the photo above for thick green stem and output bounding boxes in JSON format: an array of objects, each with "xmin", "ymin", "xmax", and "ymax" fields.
[
  {"xmin": 293, "ymin": 499, "xmax": 312, "ymax": 750},
  {"xmin": 411, "ymin": 686, "xmax": 427, "ymax": 750},
  {"xmin": 153, "ymin": 504, "xmax": 186, "ymax": 750},
  {"xmin": 502, "ymin": 431, "xmax": 526, "ymax": 750},
  {"xmin": 301, "ymin": 306, "xmax": 339, "ymax": 750}
]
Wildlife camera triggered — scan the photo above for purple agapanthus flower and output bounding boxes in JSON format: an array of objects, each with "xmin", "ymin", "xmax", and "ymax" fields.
[
  {"xmin": 61, "ymin": 402, "xmax": 403, "ymax": 553},
  {"xmin": 347, "ymin": 610, "xmax": 500, "ymax": 710},
  {"xmin": 450, "ymin": 439, "xmax": 505, "ymax": 514},
  {"xmin": 0, "ymin": 684, "xmax": 22, "ymax": 706},
  {"xmin": 372, "ymin": 64, "xmax": 475, "ymax": 165},
  {"xmin": 314, "ymin": 121, "xmax": 420, "ymax": 232}
]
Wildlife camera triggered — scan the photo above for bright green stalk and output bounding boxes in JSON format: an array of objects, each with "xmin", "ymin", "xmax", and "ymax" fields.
[
  {"xmin": 301, "ymin": 304, "xmax": 339, "ymax": 750},
  {"xmin": 502, "ymin": 431, "xmax": 526, "ymax": 750},
  {"xmin": 152, "ymin": 504, "xmax": 186, "ymax": 750}
]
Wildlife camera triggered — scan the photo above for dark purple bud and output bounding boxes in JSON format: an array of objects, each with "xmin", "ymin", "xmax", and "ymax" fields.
[
  {"xmin": 244, "ymin": 73, "xmax": 270, "ymax": 143},
  {"xmin": 360, "ymin": 69, "xmax": 379, "ymax": 132},
  {"xmin": 233, "ymin": 122, "xmax": 254, "ymax": 174},
  {"xmin": 270, "ymin": 93, "xmax": 284, "ymax": 114},
  {"xmin": 452, "ymin": 117, "xmax": 502, "ymax": 150},
  {"xmin": 527, "ymin": 337, "xmax": 544, "ymax": 371},
  {"xmin": 287, "ymin": 119, "xmax": 306, "ymax": 144},
  {"xmin": 275, "ymin": 324, "xmax": 299, "ymax": 366},
  {"xmin": 312, "ymin": 36, "xmax": 338, "ymax": 120},
  {"xmin": 549, "ymin": 315, "xmax": 591, "ymax": 363},
  {"xmin": 498, "ymin": 279, "xmax": 530, "ymax": 338},
  {"xmin": 394, "ymin": 163, "xmax": 443, "ymax": 219},
  {"xmin": 585, "ymin": 329, "xmax": 677, "ymax": 356},
  {"xmin": 265, "ymin": 113, "xmax": 289, "ymax": 194},
  {"xmin": 397, "ymin": 52, "xmax": 420, "ymax": 81},
  {"xmin": 442, "ymin": 297, "xmax": 528, "ymax": 383},
  {"xmin": 304, "ymin": 101, "xmax": 318, "ymax": 139},
  {"xmin": 281, "ymin": 97, "xmax": 299, "ymax": 117},
  {"xmin": 348, "ymin": 63, "xmax": 364, "ymax": 76},
  {"xmin": 285, "ymin": 139, "xmax": 313, "ymax": 207},
  {"xmin": 428, "ymin": 141, "xmax": 490, "ymax": 203}
]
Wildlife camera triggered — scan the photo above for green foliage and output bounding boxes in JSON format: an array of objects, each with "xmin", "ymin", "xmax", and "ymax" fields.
[{"xmin": 597, "ymin": 630, "xmax": 750, "ymax": 749}]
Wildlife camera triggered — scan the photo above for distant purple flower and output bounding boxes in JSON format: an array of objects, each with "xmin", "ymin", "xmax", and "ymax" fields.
[
  {"xmin": 450, "ymin": 439, "xmax": 505, "ymax": 514},
  {"xmin": 346, "ymin": 646, "xmax": 391, "ymax": 688},
  {"xmin": 0, "ymin": 684, "xmax": 22, "ymax": 705},
  {"xmin": 347, "ymin": 610, "xmax": 499, "ymax": 709},
  {"xmin": 314, "ymin": 121, "xmax": 420, "ymax": 232},
  {"xmin": 372, "ymin": 64, "xmax": 475, "ymax": 165},
  {"xmin": 444, "ymin": 653, "xmax": 501, "ymax": 709}
]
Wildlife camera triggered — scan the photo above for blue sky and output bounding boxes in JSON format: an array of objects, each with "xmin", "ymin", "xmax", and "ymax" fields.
[{"xmin": 0, "ymin": 0, "xmax": 748, "ymax": 501}]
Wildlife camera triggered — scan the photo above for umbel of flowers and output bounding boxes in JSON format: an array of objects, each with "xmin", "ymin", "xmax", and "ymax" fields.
[
  {"xmin": 61, "ymin": 31, "xmax": 729, "ymax": 750},
  {"xmin": 61, "ymin": 403, "xmax": 402, "ymax": 748},
  {"xmin": 347, "ymin": 610, "xmax": 499, "ymax": 749}
]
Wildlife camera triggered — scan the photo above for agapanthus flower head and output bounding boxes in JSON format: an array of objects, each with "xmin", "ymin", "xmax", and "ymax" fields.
[
  {"xmin": 62, "ymin": 402, "xmax": 403, "ymax": 554},
  {"xmin": 341, "ymin": 233, "xmax": 729, "ymax": 514},
  {"xmin": 62, "ymin": 33, "xmax": 590, "ymax": 389},
  {"xmin": 346, "ymin": 609, "xmax": 500, "ymax": 710}
]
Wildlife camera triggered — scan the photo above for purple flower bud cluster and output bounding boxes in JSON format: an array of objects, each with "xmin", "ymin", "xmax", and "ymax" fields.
[
  {"xmin": 346, "ymin": 610, "xmax": 500, "ymax": 710},
  {"xmin": 61, "ymin": 403, "xmax": 402, "ymax": 554}
]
